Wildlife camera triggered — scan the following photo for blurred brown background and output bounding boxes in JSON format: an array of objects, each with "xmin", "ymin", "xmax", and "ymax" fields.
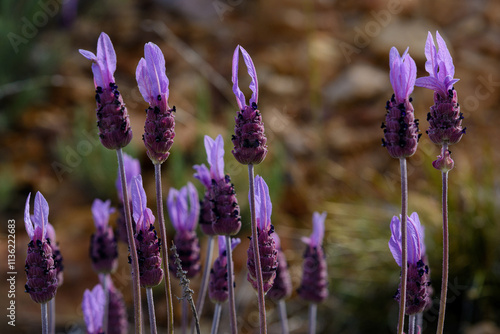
[{"xmin": 1, "ymin": 0, "xmax": 500, "ymax": 333}]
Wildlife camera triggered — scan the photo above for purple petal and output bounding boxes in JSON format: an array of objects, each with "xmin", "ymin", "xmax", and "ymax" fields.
[
  {"xmin": 232, "ymin": 45, "xmax": 246, "ymax": 110},
  {"xmin": 46, "ymin": 223, "xmax": 56, "ymax": 243},
  {"xmin": 143, "ymin": 208, "xmax": 156, "ymax": 228},
  {"xmin": 33, "ymin": 192, "xmax": 49, "ymax": 241},
  {"xmin": 388, "ymin": 216, "xmax": 402, "ymax": 267},
  {"xmin": 24, "ymin": 193, "xmax": 34, "ymax": 239},
  {"xmin": 91, "ymin": 199, "xmax": 114, "ymax": 230},
  {"xmin": 424, "ymin": 31, "xmax": 438, "ymax": 77},
  {"xmin": 186, "ymin": 182, "xmax": 200, "ymax": 231},
  {"xmin": 144, "ymin": 42, "xmax": 169, "ymax": 103},
  {"xmin": 167, "ymin": 188, "xmax": 181, "ymax": 231},
  {"xmin": 136, "ymin": 57, "xmax": 153, "ymax": 104},
  {"xmin": 271, "ymin": 232, "xmax": 281, "ymax": 249},
  {"xmin": 239, "ymin": 45, "xmax": 259, "ymax": 106},
  {"xmin": 82, "ymin": 289, "xmax": 95, "ymax": 333},
  {"xmin": 79, "ymin": 49, "xmax": 97, "ymax": 62},
  {"xmin": 131, "ymin": 175, "xmax": 147, "ymax": 228},
  {"xmin": 435, "ymin": 31, "xmax": 455, "ymax": 81},
  {"xmin": 218, "ymin": 236, "xmax": 241, "ymax": 257},
  {"xmin": 252, "ymin": 175, "xmax": 272, "ymax": 231},
  {"xmin": 403, "ymin": 52, "xmax": 417, "ymax": 98},
  {"xmin": 96, "ymin": 32, "xmax": 116, "ymax": 86},
  {"xmin": 311, "ymin": 211, "xmax": 326, "ymax": 247},
  {"xmin": 415, "ymin": 76, "xmax": 447, "ymax": 96},
  {"xmin": 204, "ymin": 135, "xmax": 224, "ymax": 181},
  {"xmin": 193, "ymin": 164, "xmax": 211, "ymax": 189}
]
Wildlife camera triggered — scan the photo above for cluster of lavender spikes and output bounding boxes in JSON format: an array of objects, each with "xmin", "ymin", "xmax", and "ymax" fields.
[
  {"xmin": 384, "ymin": 31, "xmax": 465, "ymax": 334},
  {"xmin": 24, "ymin": 33, "xmax": 330, "ymax": 334}
]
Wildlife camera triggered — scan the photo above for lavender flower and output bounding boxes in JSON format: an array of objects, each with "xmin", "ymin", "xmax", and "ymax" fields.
[
  {"xmin": 382, "ymin": 47, "xmax": 420, "ymax": 158},
  {"xmin": 89, "ymin": 199, "xmax": 118, "ymax": 274},
  {"xmin": 136, "ymin": 42, "xmax": 175, "ymax": 164},
  {"xmin": 167, "ymin": 182, "xmax": 201, "ymax": 278},
  {"xmin": 389, "ymin": 213, "xmax": 432, "ymax": 315},
  {"xmin": 82, "ymin": 284, "xmax": 105, "ymax": 334},
  {"xmin": 231, "ymin": 45, "xmax": 267, "ymax": 165},
  {"xmin": 24, "ymin": 192, "xmax": 58, "ymax": 303},
  {"xmin": 100, "ymin": 276, "xmax": 128, "ymax": 334},
  {"xmin": 193, "ymin": 163, "xmax": 217, "ymax": 236},
  {"xmin": 246, "ymin": 175, "xmax": 278, "ymax": 293},
  {"xmin": 209, "ymin": 236, "xmax": 241, "ymax": 303},
  {"xmin": 415, "ymin": 31, "xmax": 464, "ymax": 145},
  {"xmin": 79, "ymin": 32, "xmax": 132, "ymax": 150},
  {"xmin": 46, "ymin": 223, "xmax": 64, "ymax": 286},
  {"xmin": 298, "ymin": 212, "xmax": 329, "ymax": 304},
  {"xmin": 131, "ymin": 175, "xmax": 163, "ymax": 288},
  {"xmin": 201, "ymin": 135, "xmax": 241, "ymax": 236},
  {"xmin": 267, "ymin": 233, "xmax": 292, "ymax": 302}
]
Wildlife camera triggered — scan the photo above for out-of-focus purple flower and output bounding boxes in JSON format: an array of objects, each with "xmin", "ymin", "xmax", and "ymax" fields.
[
  {"xmin": 130, "ymin": 175, "xmax": 163, "ymax": 288},
  {"xmin": 209, "ymin": 236, "xmax": 241, "ymax": 304},
  {"xmin": 167, "ymin": 182, "xmax": 201, "ymax": 278},
  {"xmin": 382, "ymin": 47, "xmax": 420, "ymax": 159},
  {"xmin": 415, "ymin": 31, "xmax": 459, "ymax": 99},
  {"xmin": 415, "ymin": 32, "xmax": 464, "ymax": 145},
  {"xmin": 136, "ymin": 42, "xmax": 175, "ymax": 164},
  {"xmin": 389, "ymin": 212, "xmax": 432, "ymax": 314},
  {"xmin": 231, "ymin": 45, "xmax": 267, "ymax": 165},
  {"xmin": 193, "ymin": 164, "xmax": 216, "ymax": 235},
  {"xmin": 24, "ymin": 192, "xmax": 58, "ymax": 303},
  {"xmin": 267, "ymin": 233, "xmax": 292, "ymax": 302},
  {"xmin": 247, "ymin": 175, "xmax": 277, "ymax": 293},
  {"xmin": 79, "ymin": 32, "xmax": 132, "ymax": 150},
  {"xmin": 89, "ymin": 199, "xmax": 118, "ymax": 274},
  {"xmin": 82, "ymin": 284, "xmax": 105, "ymax": 334},
  {"xmin": 46, "ymin": 223, "xmax": 64, "ymax": 286},
  {"xmin": 298, "ymin": 212, "xmax": 328, "ymax": 304},
  {"xmin": 99, "ymin": 276, "xmax": 128, "ymax": 334}
]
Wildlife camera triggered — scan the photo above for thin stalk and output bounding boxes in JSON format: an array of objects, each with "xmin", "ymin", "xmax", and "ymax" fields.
[
  {"xmin": 117, "ymin": 148, "xmax": 143, "ymax": 334},
  {"xmin": 210, "ymin": 303, "xmax": 222, "ymax": 334},
  {"xmin": 182, "ymin": 298, "xmax": 188, "ymax": 334},
  {"xmin": 278, "ymin": 300, "xmax": 289, "ymax": 334},
  {"xmin": 102, "ymin": 273, "xmax": 109, "ymax": 334},
  {"xmin": 225, "ymin": 236, "xmax": 237, "ymax": 334},
  {"xmin": 398, "ymin": 157, "xmax": 408, "ymax": 334},
  {"xmin": 48, "ymin": 298, "xmax": 55, "ymax": 334},
  {"xmin": 146, "ymin": 288, "xmax": 158, "ymax": 334},
  {"xmin": 308, "ymin": 303, "xmax": 317, "ymax": 334},
  {"xmin": 41, "ymin": 302, "xmax": 48, "ymax": 334},
  {"xmin": 408, "ymin": 314, "xmax": 416, "ymax": 334},
  {"xmin": 154, "ymin": 163, "xmax": 174, "ymax": 333},
  {"xmin": 191, "ymin": 236, "xmax": 215, "ymax": 334},
  {"xmin": 417, "ymin": 312, "xmax": 423, "ymax": 332},
  {"xmin": 248, "ymin": 164, "xmax": 267, "ymax": 334},
  {"xmin": 436, "ymin": 143, "xmax": 449, "ymax": 334}
]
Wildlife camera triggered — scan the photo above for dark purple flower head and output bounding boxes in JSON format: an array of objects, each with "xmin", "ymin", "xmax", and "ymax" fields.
[
  {"xmin": 231, "ymin": 45, "xmax": 268, "ymax": 165},
  {"xmin": 298, "ymin": 212, "xmax": 329, "ymax": 304},
  {"xmin": 115, "ymin": 153, "xmax": 141, "ymax": 203},
  {"xmin": 24, "ymin": 192, "xmax": 49, "ymax": 242},
  {"xmin": 79, "ymin": 32, "xmax": 132, "ymax": 150},
  {"xmin": 209, "ymin": 236, "xmax": 241, "ymax": 304},
  {"xmin": 415, "ymin": 31, "xmax": 459, "ymax": 99},
  {"xmin": 90, "ymin": 199, "xmax": 118, "ymax": 274},
  {"xmin": 389, "ymin": 47, "xmax": 417, "ymax": 105},
  {"xmin": 82, "ymin": 284, "xmax": 105, "ymax": 334},
  {"xmin": 267, "ymin": 233, "xmax": 292, "ymax": 301},
  {"xmin": 99, "ymin": 276, "xmax": 127, "ymax": 334},
  {"xmin": 389, "ymin": 212, "xmax": 425, "ymax": 267},
  {"xmin": 46, "ymin": 222, "xmax": 64, "ymax": 286},
  {"xmin": 193, "ymin": 164, "xmax": 216, "ymax": 235},
  {"xmin": 136, "ymin": 42, "xmax": 175, "ymax": 164}
]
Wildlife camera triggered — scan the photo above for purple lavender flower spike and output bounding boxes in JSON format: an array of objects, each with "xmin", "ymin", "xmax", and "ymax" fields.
[
  {"xmin": 136, "ymin": 42, "xmax": 175, "ymax": 164},
  {"xmin": 130, "ymin": 175, "xmax": 163, "ymax": 288},
  {"xmin": 389, "ymin": 213, "xmax": 432, "ymax": 315},
  {"xmin": 231, "ymin": 45, "xmax": 267, "ymax": 165},
  {"xmin": 415, "ymin": 31, "xmax": 464, "ymax": 145},
  {"xmin": 298, "ymin": 212, "xmax": 329, "ymax": 304},
  {"xmin": 194, "ymin": 164, "xmax": 216, "ymax": 236},
  {"xmin": 202, "ymin": 135, "xmax": 242, "ymax": 236},
  {"xmin": 209, "ymin": 236, "xmax": 241, "ymax": 303},
  {"xmin": 167, "ymin": 183, "xmax": 202, "ymax": 278},
  {"xmin": 100, "ymin": 276, "xmax": 128, "ymax": 334},
  {"xmin": 89, "ymin": 199, "xmax": 118, "ymax": 274},
  {"xmin": 24, "ymin": 192, "xmax": 58, "ymax": 304},
  {"xmin": 267, "ymin": 233, "xmax": 292, "ymax": 302},
  {"xmin": 79, "ymin": 32, "xmax": 132, "ymax": 150},
  {"xmin": 247, "ymin": 175, "xmax": 278, "ymax": 293},
  {"xmin": 82, "ymin": 284, "xmax": 105, "ymax": 334},
  {"xmin": 382, "ymin": 47, "xmax": 420, "ymax": 158},
  {"xmin": 46, "ymin": 223, "xmax": 64, "ymax": 286}
]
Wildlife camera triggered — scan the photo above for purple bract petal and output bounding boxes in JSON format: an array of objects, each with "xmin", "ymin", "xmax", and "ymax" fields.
[
  {"xmin": 186, "ymin": 182, "xmax": 200, "ymax": 232},
  {"xmin": 46, "ymin": 222, "xmax": 56, "ymax": 243},
  {"xmin": 389, "ymin": 47, "xmax": 416, "ymax": 104},
  {"xmin": 131, "ymin": 175, "xmax": 148, "ymax": 231},
  {"xmin": 136, "ymin": 42, "xmax": 169, "ymax": 108},
  {"xmin": 271, "ymin": 232, "xmax": 281, "ymax": 249},
  {"xmin": 388, "ymin": 215, "xmax": 402, "ymax": 267},
  {"xmin": 251, "ymin": 175, "xmax": 272, "ymax": 231},
  {"xmin": 310, "ymin": 211, "xmax": 326, "ymax": 247},
  {"xmin": 232, "ymin": 46, "xmax": 246, "ymax": 110},
  {"xmin": 79, "ymin": 32, "xmax": 116, "ymax": 89},
  {"xmin": 193, "ymin": 164, "xmax": 211, "ymax": 189},
  {"xmin": 388, "ymin": 212, "xmax": 425, "ymax": 267},
  {"xmin": 91, "ymin": 199, "xmax": 114, "ymax": 230},
  {"xmin": 232, "ymin": 45, "xmax": 259, "ymax": 110},
  {"xmin": 82, "ymin": 284, "xmax": 105, "ymax": 334},
  {"xmin": 167, "ymin": 183, "xmax": 199, "ymax": 233},
  {"xmin": 218, "ymin": 236, "xmax": 241, "ymax": 257},
  {"xmin": 136, "ymin": 58, "xmax": 152, "ymax": 106},
  {"xmin": 204, "ymin": 135, "xmax": 225, "ymax": 181},
  {"xmin": 24, "ymin": 193, "xmax": 34, "ymax": 240}
]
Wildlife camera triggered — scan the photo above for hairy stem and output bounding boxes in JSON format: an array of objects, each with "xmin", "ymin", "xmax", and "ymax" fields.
[
  {"xmin": 101, "ymin": 273, "xmax": 109, "ymax": 334},
  {"xmin": 248, "ymin": 164, "xmax": 267, "ymax": 334},
  {"xmin": 409, "ymin": 314, "xmax": 416, "ymax": 334},
  {"xmin": 436, "ymin": 142, "xmax": 449, "ymax": 334},
  {"xmin": 278, "ymin": 300, "xmax": 289, "ymax": 334},
  {"xmin": 154, "ymin": 163, "xmax": 174, "ymax": 333},
  {"xmin": 146, "ymin": 288, "xmax": 158, "ymax": 334},
  {"xmin": 117, "ymin": 148, "xmax": 143, "ymax": 334},
  {"xmin": 41, "ymin": 302, "xmax": 48, "ymax": 334},
  {"xmin": 308, "ymin": 303, "xmax": 317, "ymax": 334},
  {"xmin": 210, "ymin": 303, "xmax": 222, "ymax": 334},
  {"xmin": 48, "ymin": 298, "xmax": 55, "ymax": 334},
  {"xmin": 226, "ymin": 236, "xmax": 237, "ymax": 334},
  {"xmin": 398, "ymin": 157, "xmax": 408, "ymax": 334}
]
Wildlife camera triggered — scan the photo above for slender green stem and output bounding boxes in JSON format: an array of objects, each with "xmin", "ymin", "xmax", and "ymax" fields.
[
  {"xmin": 48, "ymin": 298, "xmax": 55, "ymax": 334},
  {"xmin": 398, "ymin": 157, "xmax": 408, "ymax": 334},
  {"xmin": 225, "ymin": 236, "xmax": 237, "ymax": 334},
  {"xmin": 117, "ymin": 148, "xmax": 143, "ymax": 334},
  {"xmin": 409, "ymin": 314, "xmax": 416, "ymax": 334},
  {"xmin": 248, "ymin": 164, "xmax": 267, "ymax": 334},
  {"xmin": 191, "ymin": 236, "xmax": 215, "ymax": 334},
  {"xmin": 308, "ymin": 303, "xmax": 317, "ymax": 334},
  {"xmin": 41, "ymin": 302, "xmax": 48, "ymax": 334},
  {"xmin": 146, "ymin": 288, "xmax": 158, "ymax": 334},
  {"xmin": 436, "ymin": 143, "xmax": 449, "ymax": 334},
  {"xmin": 101, "ymin": 273, "xmax": 109, "ymax": 334},
  {"xmin": 210, "ymin": 303, "xmax": 222, "ymax": 334},
  {"xmin": 154, "ymin": 163, "xmax": 174, "ymax": 333},
  {"xmin": 278, "ymin": 300, "xmax": 289, "ymax": 334}
]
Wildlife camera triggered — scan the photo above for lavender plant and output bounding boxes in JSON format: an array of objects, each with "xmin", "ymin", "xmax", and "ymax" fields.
[
  {"xmin": 414, "ymin": 31, "xmax": 464, "ymax": 334},
  {"xmin": 231, "ymin": 44, "xmax": 268, "ymax": 334},
  {"xmin": 136, "ymin": 42, "xmax": 176, "ymax": 332},
  {"xmin": 82, "ymin": 284, "xmax": 105, "ymax": 334},
  {"xmin": 79, "ymin": 32, "xmax": 142, "ymax": 333},
  {"xmin": 298, "ymin": 212, "xmax": 328, "ymax": 334},
  {"xmin": 24, "ymin": 192, "xmax": 58, "ymax": 334},
  {"xmin": 382, "ymin": 46, "xmax": 419, "ymax": 334}
]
